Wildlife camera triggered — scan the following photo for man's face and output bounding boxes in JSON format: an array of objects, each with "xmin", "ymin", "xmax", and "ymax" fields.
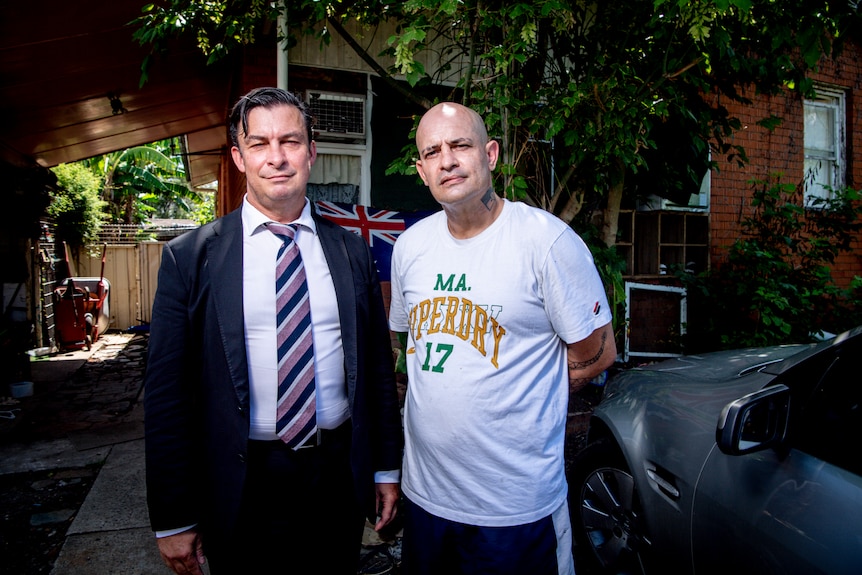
[
  {"xmin": 230, "ymin": 104, "xmax": 316, "ymax": 219},
  {"xmin": 415, "ymin": 105, "xmax": 498, "ymax": 208}
]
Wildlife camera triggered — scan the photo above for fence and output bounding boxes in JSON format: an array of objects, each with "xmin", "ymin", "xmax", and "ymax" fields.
[{"xmin": 73, "ymin": 242, "xmax": 164, "ymax": 332}]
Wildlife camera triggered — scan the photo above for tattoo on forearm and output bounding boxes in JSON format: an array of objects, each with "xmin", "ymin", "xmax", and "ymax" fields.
[
  {"xmin": 569, "ymin": 377, "xmax": 591, "ymax": 389},
  {"xmin": 481, "ymin": 186, "xmax": 496, "ymax": 211},
  {"xmin": 568, "ymin": 330, "xmax": 607, "ymax": 371}
]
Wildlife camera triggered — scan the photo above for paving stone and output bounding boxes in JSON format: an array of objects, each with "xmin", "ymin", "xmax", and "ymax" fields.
[
  {"xmin": 30, "ymin": 509, "xmax": 76, "ymax": 526},
  {"xmin": 31, "ymin": 479, "xmax": 56, "ymax": 491},
  {"xmin": 53, "ymin": 468, "xmax": 97, "ymax": 481}
]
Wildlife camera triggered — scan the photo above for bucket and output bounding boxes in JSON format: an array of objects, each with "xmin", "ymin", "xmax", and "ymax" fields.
[{"xmin": 9, "ymin": 381, "xmax": 33, "ymax": 398}]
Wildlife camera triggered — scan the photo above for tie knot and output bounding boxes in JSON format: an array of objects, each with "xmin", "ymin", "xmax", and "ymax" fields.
[{"xmin": 266, "ymin": 222, "xmax": 298, "ymax": 242}]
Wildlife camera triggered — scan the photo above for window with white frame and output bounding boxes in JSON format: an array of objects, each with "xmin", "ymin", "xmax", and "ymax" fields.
[
  {"xmin": 804, "ymin": 87, "xmax": 846, "ymax": 205},
  {"xmin": 308, "ymin": 148, "xmax": 364, "ymax": 204},
  {"xmin": 304, "ymin": 88, "xmax": 372, "ymax": 205}
]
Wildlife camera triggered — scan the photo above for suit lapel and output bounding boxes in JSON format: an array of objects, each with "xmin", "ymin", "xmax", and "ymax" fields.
[
  {"xmin": 315, "ymin": 215, "xmax": 358, "ymax": 404},
  {"xmin": 206, "ymin": 210, "xmax": 249, "ymax": 406}
]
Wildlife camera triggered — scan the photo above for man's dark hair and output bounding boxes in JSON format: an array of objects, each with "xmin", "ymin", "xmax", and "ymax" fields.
[{"xmin": 228, "ymin": 87, "xmax": 314, "ymax": 149}]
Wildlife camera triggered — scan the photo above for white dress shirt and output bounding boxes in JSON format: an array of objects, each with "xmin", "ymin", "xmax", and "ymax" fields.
[{"xmin": 242, "ymin": 197, "xmax": 350, "ymax": 439}]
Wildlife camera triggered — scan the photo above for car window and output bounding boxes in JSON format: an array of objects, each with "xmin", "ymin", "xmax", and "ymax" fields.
[{"xmin": 792, "ymin": 353, "xmax": 862, "ymax": 476}]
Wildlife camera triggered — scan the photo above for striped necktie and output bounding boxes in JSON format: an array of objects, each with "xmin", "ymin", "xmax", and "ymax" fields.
[{"xmin": 265, "ymin": 222, "xmax": 317, "ymax": 449}]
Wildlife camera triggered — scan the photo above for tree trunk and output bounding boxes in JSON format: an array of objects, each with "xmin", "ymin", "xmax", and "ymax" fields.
[
  {"xmin": 600, "ymin": 158, "xmax": 625, "ymax": 248},
  {"xmin": 557, "ymin": 188, "xmax": 584, "ymax": 224},
  {"xmin": 551, "ymin": 164, "xmax": 576, "ymax": 215}
]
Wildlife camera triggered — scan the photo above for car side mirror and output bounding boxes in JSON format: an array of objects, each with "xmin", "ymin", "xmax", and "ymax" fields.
[{"xmin": 716, "ymin": 384, "xmax": 790, "ymax": 456}]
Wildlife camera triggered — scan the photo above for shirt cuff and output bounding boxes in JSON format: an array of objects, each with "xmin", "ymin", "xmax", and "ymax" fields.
[
  {"xmin": 155, "ymin": 524, "xmax": 196, "ymax": 538},
  {"xmin": 374, "ymin": 469, "xmax": 401, "ymax": 483}
]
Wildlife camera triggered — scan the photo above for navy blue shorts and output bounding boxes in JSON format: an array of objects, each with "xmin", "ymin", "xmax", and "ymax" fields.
[{"xmin": 400, "ymin": 497, "xmax": 574, "ymax": 575}]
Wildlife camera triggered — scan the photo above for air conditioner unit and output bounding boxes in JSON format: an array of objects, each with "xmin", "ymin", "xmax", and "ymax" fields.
[{"xmin": 306, "ymin": 91, "xmax": 366, "ymax": 139}]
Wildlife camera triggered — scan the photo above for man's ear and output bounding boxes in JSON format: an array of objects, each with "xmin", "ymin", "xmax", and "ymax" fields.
[
  {"xmin": 230, "ymin": 146, "xmax": 246, "ymax": 173},
  {"xmin": 416, "ymin": 160, "xmax": 430, "ymax": 186},
  {"xmin": 308, "ymin": 140, "xmax": 317, "ymax": 169},
  {"xmin": 486, "ymin": 139, "xmax": 500, "ymax": 171}
]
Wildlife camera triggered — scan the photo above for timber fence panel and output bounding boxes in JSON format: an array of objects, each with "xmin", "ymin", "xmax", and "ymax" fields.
[
  {"xmin": 77, "ymin": 243, "xmax": 166, "ymax": 331},
  {"xmin": 77, "ymin": 246, "xmax": 135, "ymax": 330},
  {"xmin": 138, "ymin": 242, "xmax": 164, "ymax": 325}
]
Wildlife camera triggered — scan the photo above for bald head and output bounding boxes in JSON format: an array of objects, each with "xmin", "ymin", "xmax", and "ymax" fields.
[
  {"xmin": 416, "ymin": 103, "xmax": 489, "ymax": 156},
  {"xmin": 413, "ymin": 101, "xmax": 500, "ymax": 224}
]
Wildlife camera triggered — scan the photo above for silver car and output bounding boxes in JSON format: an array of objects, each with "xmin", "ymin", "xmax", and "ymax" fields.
[{"xmin": 570, "ymin": 325, "xmax": 862, "ymax": 575}]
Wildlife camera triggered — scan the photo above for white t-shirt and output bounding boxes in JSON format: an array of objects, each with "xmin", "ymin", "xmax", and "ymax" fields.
[{"xmin": 389, "ymin": 199, "xmax": 612, "ymax": 526}]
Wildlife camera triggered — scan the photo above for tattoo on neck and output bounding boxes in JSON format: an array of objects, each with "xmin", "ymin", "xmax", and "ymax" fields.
[
  {"xmin": 568, "ymin": 330, "xmax": 607, "ymax": 371},
  {"xmin": 481, "ymin": 187, "xmax": 496, "ymax": 211}
]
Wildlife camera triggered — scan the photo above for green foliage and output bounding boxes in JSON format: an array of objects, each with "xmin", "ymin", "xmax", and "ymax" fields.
[
  {"xmin": 190, "ymin": 192, "xmax": 216, "ymax": 225},
  {"xmin": 132, "ymin": 1, "xmax": 861, "ymax": 240},
  {"xmin": 134, "ymin": 0, "xmax": 282, "ymax": 83},
  {"xmin": 678, "ymin": 175, "xmax": 862, "ymax": 351},
  {"xmin": 48, "ymin": 164, "xmax": 106, "ymax": 252},
  {"xmin": 84, "ymin": 138, "xmax": 202, "ymax": 224},
  {"xmin": 375, "ymin": 0, "xmax": 859, "ymax": 231}
]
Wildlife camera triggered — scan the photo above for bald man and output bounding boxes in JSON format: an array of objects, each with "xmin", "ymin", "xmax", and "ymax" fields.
[{"xmin": 388, "ymin": 102, "xmax": 617, "ymax": 575}]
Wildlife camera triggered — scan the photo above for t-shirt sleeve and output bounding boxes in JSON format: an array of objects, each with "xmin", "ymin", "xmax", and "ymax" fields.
[
  {"xmin": 388, "ymin": 240, "xmax": 409, "ymax": 333},
  {"xmin": 542, "ymin": 229, "xmax": 613, "ymax": 345}
]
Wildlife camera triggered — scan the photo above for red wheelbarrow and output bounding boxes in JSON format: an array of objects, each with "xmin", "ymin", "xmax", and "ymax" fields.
[{"xmin": 53, "ymin": 244, "xmax": 110, "ymax": 351}]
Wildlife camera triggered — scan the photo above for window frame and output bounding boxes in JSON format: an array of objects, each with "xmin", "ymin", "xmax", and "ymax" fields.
[{"xmin": 803, "ymin": 86, "xmax": 846, "ymax": 206}]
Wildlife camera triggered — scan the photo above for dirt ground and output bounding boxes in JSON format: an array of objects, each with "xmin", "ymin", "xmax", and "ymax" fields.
[{"xmin": 0, "ymin": 464, "xmax": 101, "ymax": 574}]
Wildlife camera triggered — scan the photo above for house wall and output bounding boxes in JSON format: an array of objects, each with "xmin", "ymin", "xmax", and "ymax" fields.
[
  {"xmin": 710, "ymin": 43, "xmax": 862, "ymax": 288},
  {"xmin": 218, "ymin": 25, "xmax": 862, "ymax": 287},
  {"xmin": 811, "ymin": 48, "xmax": 862, "ymax": 286},
  {"xmin": 288, "ymin": 19, "xmax": 466, "ymax": 85}
]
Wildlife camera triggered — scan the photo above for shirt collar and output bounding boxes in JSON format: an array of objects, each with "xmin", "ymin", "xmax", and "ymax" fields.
[{"xmin": 241, "ymin": 195, "xmax": 318, "ymax": 237}]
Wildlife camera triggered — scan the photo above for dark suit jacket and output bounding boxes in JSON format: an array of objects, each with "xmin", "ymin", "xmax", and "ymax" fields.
[{"xmin": 144, "ymin": 206, "xmax": 402, "ymax": 549}]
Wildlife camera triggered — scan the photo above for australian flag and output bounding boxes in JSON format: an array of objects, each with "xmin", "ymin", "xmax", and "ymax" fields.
[{"xmin": 315, "ymin": 201, "xmax": 436, "ymax": 281}]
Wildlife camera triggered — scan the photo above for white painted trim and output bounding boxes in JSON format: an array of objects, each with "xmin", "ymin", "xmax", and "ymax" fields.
[{"xmin": 624, "ymin": 282, "xmax": 687, "ymax": 362}]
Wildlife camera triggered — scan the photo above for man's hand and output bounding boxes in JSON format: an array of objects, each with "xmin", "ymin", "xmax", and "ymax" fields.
[
  {"xmin": 374, "ymin": 482, "xmax": 401, "ymax": 531},
  {"xmin": 156, "ymin": 529, "xmax": 206, "ymax": 575}
]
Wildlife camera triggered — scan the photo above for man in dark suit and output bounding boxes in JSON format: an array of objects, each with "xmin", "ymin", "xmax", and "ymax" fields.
[{"xmin": 144, "ymin": 87, "xmax": 402, "ymax": 574}]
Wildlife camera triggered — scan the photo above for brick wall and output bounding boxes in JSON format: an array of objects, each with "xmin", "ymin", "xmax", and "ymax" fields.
[{"xmin": 709, "ymin": 43, "xmax": 862, "ymax": 287}]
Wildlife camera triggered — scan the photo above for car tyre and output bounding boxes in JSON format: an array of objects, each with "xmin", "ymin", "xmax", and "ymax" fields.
[{"xmin": 570, "ymin": 438, "xmax": 651, "ymax": 575}]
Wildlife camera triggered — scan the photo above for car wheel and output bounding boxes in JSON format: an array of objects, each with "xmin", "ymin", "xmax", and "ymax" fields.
[{"xmin": 570, "ymin": 438, "xmax": 651, "ymax": 575}]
